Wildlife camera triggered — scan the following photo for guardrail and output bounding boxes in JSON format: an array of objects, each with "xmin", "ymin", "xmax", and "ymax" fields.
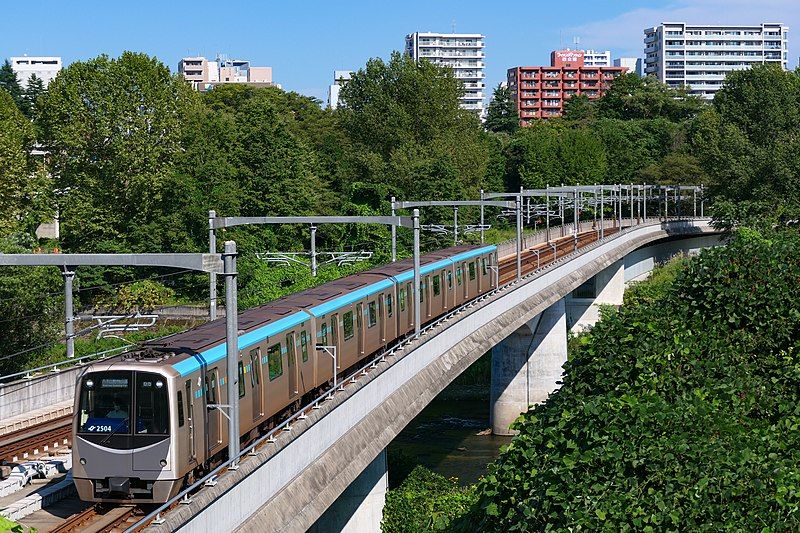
[{"xmin": 128, "ymin": 217, "xmax": 712, "ymax": 531}]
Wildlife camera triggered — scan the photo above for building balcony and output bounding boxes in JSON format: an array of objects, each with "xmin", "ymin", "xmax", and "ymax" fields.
[
  {"xmin": 520, "ymin": 82, "xmax": 539, "ymax": 90},
  {"xmin": 541, "ymin": 100, "xmax": 562, "ymax": 108},
  {"xmin": 580, "ymin": 82, "xmax": 599, "ymax": 89},
  {"xmin": 520, "ymin": 100, "xmax": 540, "ymax": 109}
]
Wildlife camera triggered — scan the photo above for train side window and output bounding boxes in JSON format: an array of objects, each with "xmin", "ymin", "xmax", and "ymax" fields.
[
  {"xmin": 268, "ymin": 344, "xmax": 283, "ymax": 380},
  {"xmin": 343, "ymin": 311, "xmax": 354, "ymax": 339},
  {"xmin": 469, "ymin": 261, "xmax": 476, "ymax": 281},
  {"xmin": 300, "ymin": 331, "xmax": 309, "ymax": 362},
  {"xmin": 399, "ymin": 288, "xmax": 406, "ymax": 311},
  {"xmin": 482, "ymin": 258, "xmax": 488, "ymax": 276},
  {"xmin": 433, "ymin": 274, "xmax": 441, "ymax": 296},
  {"xmin": 205, "ymin": 371, "xmax": 217, "ymax": 404},
  {"xmin": 237, "ymin": 362, "xmax": 246, "ymax": 398},
  {"xmin": 456, "ymin": 267, "xmax": 463, "ymax": 285},
  {"xmin": 367, "ymin": 301, "xmax": 377, "ymax": 328},
  {"xmin": 321, "ymin": 323, "xmax": 329, "ymax": 346},
  {"xmin": 177, "ymin": 390, "xmax": 185, "ymax": 427},
  {"xmin": 250, "ymin": 348, "xmax": 260, "ymax": 387},
  {"xmin": 447, "ymin": 270, "xmax": 453, "ymax": 289},
  {"xmin": 387, "ymin": 294, "xmax": 393, "ymax": 317}
]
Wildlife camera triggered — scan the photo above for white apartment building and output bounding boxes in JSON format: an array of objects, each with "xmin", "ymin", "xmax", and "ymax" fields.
[
  {"xmin": 8, "ymin": 56, "xmax": 62, "ymax": 87},
  {"xmin": 327, "ymin": 70, "xmax": 353, "ymax": 110},
  {"xmin": 405, "ymin": 32, "xmax": 486, "ymax": 115},
  {"xmin": 583, "ymin": 49, "xmax": 611, "ymax": 67},
  {"xmin": 614, "ymin": 57, "xmax": 643, "ymax": 76},
  {"xmin": 644, "ymin": 22, "xmax": 789, "ymax": 99}
]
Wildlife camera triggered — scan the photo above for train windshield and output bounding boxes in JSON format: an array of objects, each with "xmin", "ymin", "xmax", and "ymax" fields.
[{"xmin": 78, "ymin": 370, "xmax": 169, "ymax": 436}]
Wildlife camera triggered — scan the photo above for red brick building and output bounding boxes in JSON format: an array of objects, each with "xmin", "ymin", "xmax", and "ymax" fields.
[{"xmin": 507, "ymin": 49, "xmax": 627, "ymax": 125}]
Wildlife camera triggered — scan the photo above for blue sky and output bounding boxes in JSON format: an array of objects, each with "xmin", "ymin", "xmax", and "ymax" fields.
[{"xmin": 4, "ymin": 0, "xmax": 798, "ymax": 102}]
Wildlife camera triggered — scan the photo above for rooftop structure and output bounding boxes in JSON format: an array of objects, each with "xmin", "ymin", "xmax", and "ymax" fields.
[
  {"xmin": 327, "ymin": 70, "xmax": 353, "ymax": 110},
  {"xmin": 178, "ymin": 55, "xmax": 275, "ymax": 91},
  {"xmin": 8, "ymin": 56, "xmax": 62, "ymax": 87}
]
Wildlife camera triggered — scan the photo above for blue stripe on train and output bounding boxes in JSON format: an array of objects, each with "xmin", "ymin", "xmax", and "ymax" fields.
[
  {"xmin": 171, "ymin": 245, "xmax": 496, "ymax": 377},
  {"xmin": 171, "ymin": 310, "xmax": 310, "ymax": 376},
  {"xmin": 393, "ymin": 245, "xmax": 497, "ymax": 283},
  {"xmin": 308, "ymin": 278, "xmax": 395, "ymax": 317}
]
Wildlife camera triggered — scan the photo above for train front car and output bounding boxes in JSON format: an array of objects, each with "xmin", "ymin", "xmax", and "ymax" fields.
[{"xmin": 72, "ymin": 360, "xmax": 184, "ymax": 503}]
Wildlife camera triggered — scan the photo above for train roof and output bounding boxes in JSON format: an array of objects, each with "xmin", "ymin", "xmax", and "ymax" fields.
[{"xmin": 126, "ymin": 243, "xmax": 496, "ymax": 376}]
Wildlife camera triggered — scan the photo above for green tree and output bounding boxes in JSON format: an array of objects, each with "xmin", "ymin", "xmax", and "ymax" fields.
[
  {"xmin": 0, "ymin": 90, "xmax": 35, "ymax": 236},
  {"xmin": 597, "ymin": 73, "xmax": 705, "ymax": 122},
  {"xmin": 0, "ymin": 60, "xmax": 24, "ymax": 111},
  {"xmin": 561, "ymin": 93, "xmax": 595, "ymax": 122},
  {"xmin": 338, "ymin": 51, "xmax": 490, "ymax": 206},
  {"xmin": 691, "ymin": 65, "xmax": 800, "ymax": 227},
  {"xmin": 37, "ymin": 52, "xmax": 200, "ymax": 252},
  {"xmin": 484, "ymin": 84, "xmax": 518, "ymax": 134},
  {"xmin": 22, "ymin": 73, "xmax": 46, "ymax": 120},
  {"xmin": 505, "ymin": 122, "xmax": 607, "ymax": 189}
]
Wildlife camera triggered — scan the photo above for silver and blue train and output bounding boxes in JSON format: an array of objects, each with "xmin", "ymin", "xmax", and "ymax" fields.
[{"xmin": 72, "ymin": 244, "xmax": 497, "ymax": 503}]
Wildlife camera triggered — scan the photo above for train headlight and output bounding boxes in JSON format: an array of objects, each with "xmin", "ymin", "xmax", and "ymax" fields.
[
  {"xmin": 156, "ymin": 381, "xmax": 164, "ymax": 389},
  {"xmin": 85, "ymin": 379, "xmax": 94, "ymax": 389},
  {"xmin": 80, "ymin": 458, "xmax": 86, "ymax": 465},
  {"xmin": 160, "ymin": 459, "xmax": 167, "ymax": 467}
]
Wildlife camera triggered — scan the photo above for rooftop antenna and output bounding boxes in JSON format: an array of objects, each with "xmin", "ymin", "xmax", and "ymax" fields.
[
  {"xmin": 573, "ymin": 36, "xmax": 580, "ymax": 49},
  {"xmin": 452, "ymin": 19, "xmax": 456, "ymax": 33}
]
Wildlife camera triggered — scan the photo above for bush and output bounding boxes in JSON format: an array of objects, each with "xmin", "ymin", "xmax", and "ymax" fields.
[
  {"xmin": 472, "ymin": 228, "xmax": 800, "ymax": 531},
  {"xmin": 382, "ymin": 466, "xmax": 478, "ymax": 533},
  {"xmin": 112, "ymin": 280, "xmax": 174, "ymax": 312}
]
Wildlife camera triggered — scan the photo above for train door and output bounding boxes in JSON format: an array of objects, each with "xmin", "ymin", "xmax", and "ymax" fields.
[
  {"xmin": 356, "ymin": 304, "xmax": 364, "ymax": 355},
  {"xmin": 447, "ymin": 269, "xmax": 454, "ymax": 309},
  {"xmin": 422, "ymin": 275, "xmax": 430, "ymax": 318},
  {"xmin": 249, "ymin": 348, "xmax": 263, "ymax": 419},
  {"xmin": 461, "ymin": 262, "xmax": 469, "ymax": 300},
  {"xmin": 286, "ymin": 333, "xmax": 298, "ymax": 399},
  {"xmin": 205, "ymin": 368, "xmax": 221, "ymax": 451},
  {"xmin": 405, "ymin": 283, "xmax": 413, "ymax": 328},
  {"xmin": 439, "ymin": 270, "xmax": 447, "ymax": 309},
  {"xmin": 378, "ymin": 295, "xmax": 386, "ymax": 343},
  {"xmin": 184, "ymin": 380, "xmax": 195, "ymax": 462}
]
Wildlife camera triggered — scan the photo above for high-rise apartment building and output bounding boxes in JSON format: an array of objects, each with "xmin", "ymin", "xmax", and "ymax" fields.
[
  {"xmin": 614, "ymin": 57, "xmax": 643, "ymax": 76},
  {"xmin": 508, "ymin": 49, "xmax": 626, "ymax": 125},
  {"xmin": 583, "ymin": 49, "xmax": 611, "ymax": 67},
  {"xmin": 644, "ymin": 22, "xmax": 789, "ymax": 99},
  {"xmin": 405, "ymin": 32, "xmax": 486, "ymax": 114},
  {"xmin": 178, "ymin": 55, "xmax": 275, "ymax": 91},
  {"xmin": 327, "ymin": 70, "xmax": 353, "ymax": 110},
  {"xmin": 8, "ymin": 56, "xmax": 62, "ymax": 87}
]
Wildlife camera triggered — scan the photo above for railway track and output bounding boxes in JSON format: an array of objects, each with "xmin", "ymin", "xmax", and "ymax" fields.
[
  {"xmin": 53, "ymin": 504, "xmax": 137, "ymax": 533},
  {"xmin": 498, "ymin": 227, "xmax": 621, "ymax": 284},
  {"xmin": 0, "ymin": 415, "xmax": 72, "ymax": 463}
]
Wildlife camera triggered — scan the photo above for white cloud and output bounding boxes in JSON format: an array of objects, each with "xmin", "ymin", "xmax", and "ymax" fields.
[{"xmin": 568, "ymin": 0, "xmax": 799, "ymax": 62}]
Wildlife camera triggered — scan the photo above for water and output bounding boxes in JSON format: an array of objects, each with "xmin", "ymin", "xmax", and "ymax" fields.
[{"xmin": 388, "ymin": 384, "xmax": 512, "ymax": 486}]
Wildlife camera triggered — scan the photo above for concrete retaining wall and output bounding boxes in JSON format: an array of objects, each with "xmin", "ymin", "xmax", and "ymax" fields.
[{"xmin": 0, "ymin": 366, "xmax": 86, "ymax": 420}]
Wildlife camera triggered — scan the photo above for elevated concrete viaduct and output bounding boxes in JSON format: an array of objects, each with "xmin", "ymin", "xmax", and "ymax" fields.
[{"xmin": 145, "ymin": 219, "xmax": 722, "ymax": 533}]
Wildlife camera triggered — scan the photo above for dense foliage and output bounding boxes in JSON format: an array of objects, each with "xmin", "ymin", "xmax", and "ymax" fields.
[
  {"xmin": 469, "ymin": 229, "xmax": 800, "ymax": 530},
  {"xmin": 0, "ymin": 49, "xmax": 794, "ymax": 375},
  {"xmin": 382, "ymin": 466, "xmax": 478, "ymax": 533}
]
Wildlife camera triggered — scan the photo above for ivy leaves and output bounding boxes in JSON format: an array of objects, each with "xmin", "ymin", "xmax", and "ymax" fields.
[{"xmin": 473, "ymin": 228, "xmax": 800, "ymax": 531}]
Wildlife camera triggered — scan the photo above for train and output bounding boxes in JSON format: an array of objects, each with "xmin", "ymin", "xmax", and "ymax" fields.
[{"xmin": 71, "ymin": 244, "xmax": 498, "ymax": 503}]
